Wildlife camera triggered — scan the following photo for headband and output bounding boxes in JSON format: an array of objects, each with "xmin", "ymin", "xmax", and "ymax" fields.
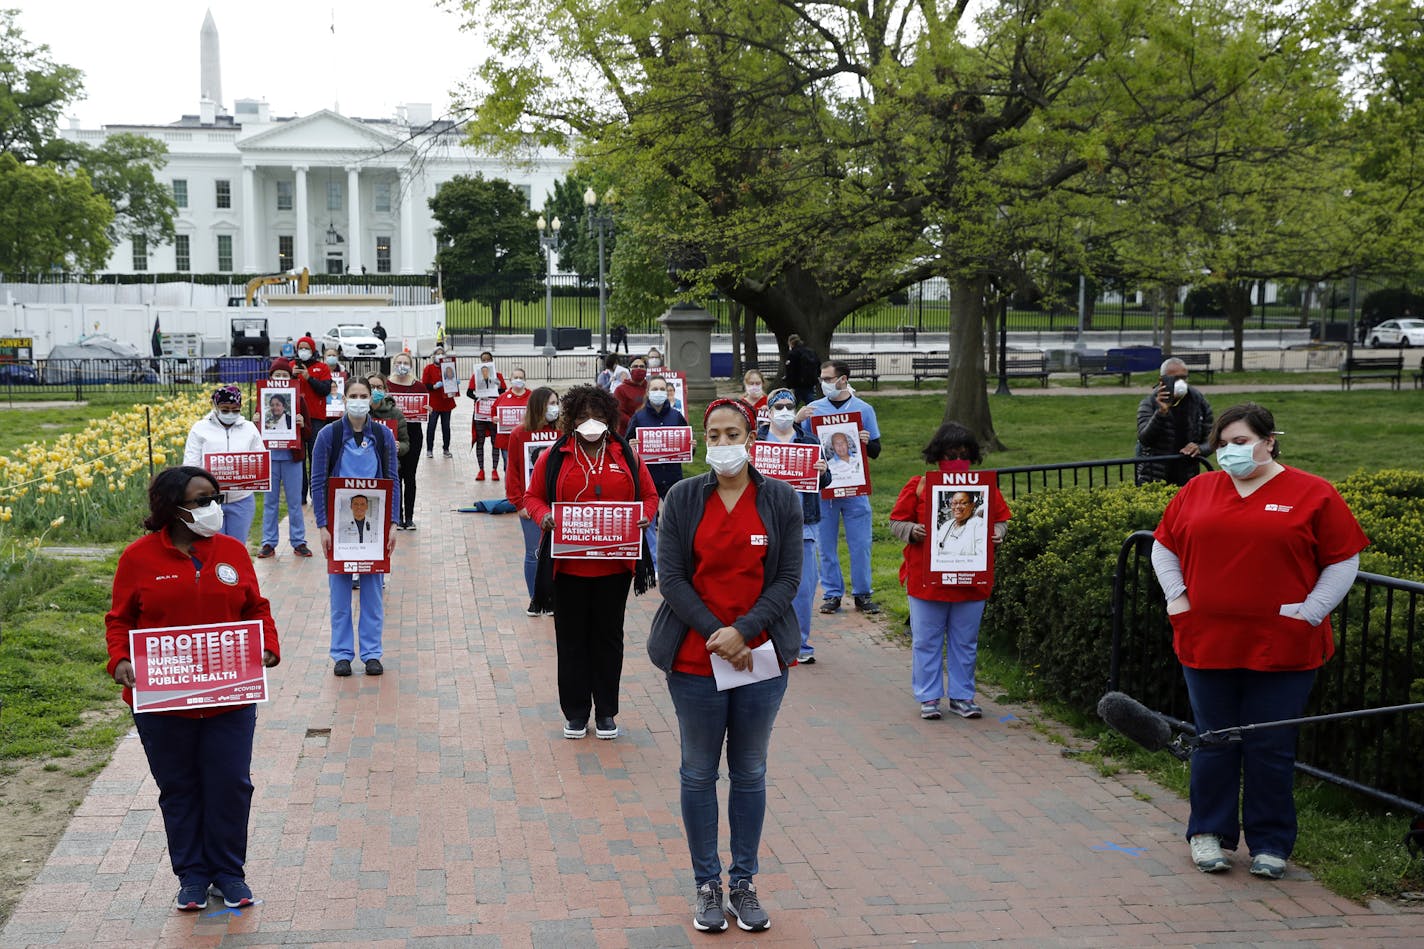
[{"xmin": 703, "ymin": 398, "xmax": 755, "ymax": 430}]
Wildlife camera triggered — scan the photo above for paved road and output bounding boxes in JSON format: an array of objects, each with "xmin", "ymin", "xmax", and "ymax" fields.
[{"xmin": 3, "ymin": 402, "xmax": 1419, "ymax": 947}]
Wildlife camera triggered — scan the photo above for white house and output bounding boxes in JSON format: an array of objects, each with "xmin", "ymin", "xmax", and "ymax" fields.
[{"xmin": 58, "ymin": 12, "xmax": 573, "ymax": 278}]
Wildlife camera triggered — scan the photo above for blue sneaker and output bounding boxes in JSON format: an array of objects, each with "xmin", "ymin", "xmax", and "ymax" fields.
[
  {"xmin": 175, "ymin": 882, "xmax": 209, "ymax": 911},
  {"xmin": 947, "ymin": 698, "xmax": 983, "ymax": 719},
  {"xmin": 210, "ymin": 879, "xmax": 254, "ymax": 907},
  {"xmin": 920, "ymin": 700, "xmax": 942, "ymax": 720}
]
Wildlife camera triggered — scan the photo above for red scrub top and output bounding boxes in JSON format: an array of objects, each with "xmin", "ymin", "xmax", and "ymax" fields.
[
  {"xmin": 673, "ymin": 486, "xmax": 770, "ymax": 676},
  {"xmin": 1154, "ymin": 466, "xmax": 1368, "ymax": 671},
  {"xmin": 889, "ymin": 462, "xmax": 1012, "ymax": 603}
]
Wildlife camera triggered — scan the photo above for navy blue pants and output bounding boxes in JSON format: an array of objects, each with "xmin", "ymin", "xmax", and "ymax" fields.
[{"xmin": 134, "ymin": 704, "xmax": 256, "ymax": 888}]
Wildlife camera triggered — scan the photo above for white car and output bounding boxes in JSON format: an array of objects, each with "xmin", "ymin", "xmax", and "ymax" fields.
[
  {"xmin": 319, "ymin": 325, "xmax": 387, "ymax": 359},
  {"xmin": 1367, "ymin": 318, "xmax": 1424, "ymax": 348}
]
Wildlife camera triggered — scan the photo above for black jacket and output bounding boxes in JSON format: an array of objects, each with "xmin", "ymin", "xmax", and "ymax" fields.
[{"xmin": 1136, "ymin": 387, "xmax": 1214, "ymax": 485}]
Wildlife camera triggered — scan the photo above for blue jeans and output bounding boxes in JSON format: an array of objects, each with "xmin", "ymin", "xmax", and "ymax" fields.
[
  {"xmin": 329, "ymin": 572, "xmax": 385, "ymax": 661},
  {"xmin": 793, "ymin": 532, "xmax": 817, "ymax": 657},
  {"xmin": 817, "ymin": 495, "xmax": 872, "ymax": 599},
  {"xmin": 666, "ymin": 671, "xmax": 789, "ymax": 886},
  {"xmin": 908, "ymin": 596, "xmax": 986, "ymax": 702},
  {"xmin": 133, "ymin": 704, "xmax": 256, "ymax": 887},
  {"xmin": 221, "ymin": 494, "xmax": 256, "ymax": 546},
  {"xmin": 518, "ymin": 515, "xmax": 542, "ymax": 598},
  {"xmin": 1181, "ymin": 666, "xmax": 1317, "ymax": 858},
  {"xmin": 644, "ymin": 512, "xmax": 661, "ymax": 567},
  {"xmin": 261, "ymin": 459, "xmax": 306, "ymax": 549}
]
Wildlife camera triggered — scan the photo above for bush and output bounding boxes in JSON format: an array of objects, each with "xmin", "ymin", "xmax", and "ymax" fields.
[
  {"xmin": 1360, "ymin": 286, "xmax": 1423, "ymax": 323},
  {"xmin": 1182, "ymin": 285, "xmax": 1224, "ymax": 317}
]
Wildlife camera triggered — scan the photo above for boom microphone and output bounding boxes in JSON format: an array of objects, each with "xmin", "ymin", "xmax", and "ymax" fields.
[{"xmin": 1097, "ymin": 691, "xmax": 1173, "ymax": 753}]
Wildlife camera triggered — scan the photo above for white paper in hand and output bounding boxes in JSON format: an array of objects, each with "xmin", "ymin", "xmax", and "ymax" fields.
[{"xmin": 709, "ymin": 640, "xmax": 783, "ymax": 692}]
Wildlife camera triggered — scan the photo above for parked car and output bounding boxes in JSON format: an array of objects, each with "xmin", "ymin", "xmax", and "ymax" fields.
[
  {"xmin": 318, "ymin": 325, "xmax": 386, "ymax": 359},
  {"xmin": 1367, "ymin": 319, "xmax": 1424, "ymax": 348},
  {"xmin": 0, "ymin": 362, "xmax": 40, "ymax": 385}
]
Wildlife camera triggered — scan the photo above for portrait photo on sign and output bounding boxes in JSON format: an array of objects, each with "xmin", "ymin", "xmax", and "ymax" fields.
[
  {"xmin": 929, "ymin": 484, "xmax": 989, "ymax": 572},
  {"xmin": 260, "ymin": 391, "xmax": 295, "ymax": 435},
  {"xmin": 332, "ymin": 490, "xmax": 385, "ymax": 561},
  {"xmin": 524, "ymin": 441, "xmax": 553, "ymax": 484},
  {"xmin": 442, "ymin": 361, "xmax": 459, "ymax": 390},
  {"xmin": 819, "ymin": 423, "xmax": 865, "ymax": 490}
]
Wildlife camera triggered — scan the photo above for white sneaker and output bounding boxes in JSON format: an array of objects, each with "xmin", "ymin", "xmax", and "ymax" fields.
[
  {"xmin": 1249, "ymin": 853, "xmax": 1287, "ymax": 879},
  {"xmin": 1190, "ymin": 834, "xmax": 1230, "ymax": 873}
]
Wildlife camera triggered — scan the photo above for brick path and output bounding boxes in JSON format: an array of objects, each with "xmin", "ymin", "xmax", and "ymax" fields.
[{"xmin": 4, "ymin": 402, "xmax": 1420, "ymax": 948}]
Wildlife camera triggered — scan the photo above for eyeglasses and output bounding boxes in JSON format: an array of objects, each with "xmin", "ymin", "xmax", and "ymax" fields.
[{"xmin": 184, "ymin": 495, "xmax": 222, "ymax": 508}]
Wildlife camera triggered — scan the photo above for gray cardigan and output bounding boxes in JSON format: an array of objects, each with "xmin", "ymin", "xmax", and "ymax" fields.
[{"xmin": 647, "ymin": 468, "xmax": 804, "ymax": 672}]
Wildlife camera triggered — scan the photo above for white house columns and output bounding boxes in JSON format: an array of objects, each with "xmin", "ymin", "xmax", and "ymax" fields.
[
  {"xmin": 241, "ymin": 164, "xmax": 258, "ymax": 270},
  {"xmin": 399, "ymin": 169, "xmax": 417, "ymax": 274},
  {"xmin": 346, "ymin": 166, "xmax": 363, "ymax": 273},
  {"xmin": 293, "ymin": 165, "xmax": 310, "ymax": 273}
]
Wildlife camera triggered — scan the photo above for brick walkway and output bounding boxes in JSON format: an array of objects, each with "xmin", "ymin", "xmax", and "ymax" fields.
[{"xmin": 4, "ymin": 403, "xmax": 1420, "ymax": 948}]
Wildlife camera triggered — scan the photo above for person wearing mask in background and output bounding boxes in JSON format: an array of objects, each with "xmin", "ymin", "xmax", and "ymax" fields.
[
  {"xmin": 613, "ymin": 356, "xmax": 649, "ymax": 432},
  {"xmin": 1136, "ymin": 357, "xmax": 1215, "ymax": 486},
  {"xmin": 646, "ymin": 347, "xmax": 664, "ymax": 370},
  {"xmin": 505, "ymin": 386, "xmax": 560, "ymax": 615},
  {"xmin": 489, "ymin": 366, "xmax": 531, "ymax": 481},
  {"xmin": 421, "ymin": 346, "xmax": 457, "ymax": 458},
  {"xmin": 783, "ymin": 334, "xmax": 820, "ymax": 407},
  {"xmin": 386, "ymin": 351, "xmax": 427, "ymax": 529},
  {"xmin": 105, "ymin": 466, "xmax": 281, "ymax": 911},
  {"xmin": 182, "ymin": 386, "xmax": 265, "ymax": 545},
  {"xmin": 312, "ymin": 377, "xmax": 401, "ymax": 677},
  {"xmin": 292, "ymin": 335, "xmax": 333, "ymax": 503},
  {"xmin": 467, "ymin": 352, "xmax": 506, "ymax": 481},
  {"xmin": 257, "ymin": 359, "xmax": 312, "ymax": 559},
  {"xmin": 597, "ymin": 352, "xmax": 621, "ymax": 392},
  {"xmin": 625, "ymin": 373, "xmax": 689, "ymax": 566},
  {"xmin": 889, "ymin": 423, "xmax": 1011, "ymax": 721},
  {"xmin": 1151, "ymin": 403, "xmax": 1366, "ymax": 880},
  {"xmin": 366, "ymin": 373, "xmax": 411, "ymax": 462},
  {"xmin": 757, "ymin": 387, "xmax": 830, "ymax": 663},
  {"xmin": 649, "ymin": 398, "xmax": 802, "ymax": 934},
  {"xmin": 524, "ymin": 385, "xmax": 658, "ymax": 741},
  {"xmin": 796, "ymin": 359, "xmax": 882, "ymax": 615},
  {"xmin": 740, "ymin": 369, "xmax": 768, "ymax": 425}
]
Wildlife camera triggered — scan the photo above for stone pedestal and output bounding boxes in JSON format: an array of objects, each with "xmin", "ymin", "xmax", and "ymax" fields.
[{"xmin": 658, "ymin": 301, "xmax": 718, "ymax": 406}]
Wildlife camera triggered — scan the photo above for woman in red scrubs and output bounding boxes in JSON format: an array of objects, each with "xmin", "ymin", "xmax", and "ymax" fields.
[
  {"xmin": 648, "ymin": 399, "xmax": 803, "ymax": 934},
  {"xmin": 1152, "ymin": 402, "xmax": 1367, "ymax": 880}
]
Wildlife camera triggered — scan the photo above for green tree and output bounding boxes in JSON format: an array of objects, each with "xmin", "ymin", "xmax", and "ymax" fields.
[
  {"xmin": 0, "ymin": 153, "xmax": 111, "ymax": 272},
  {"xmin": 76, "ymin": 133, "xmax": 177, "ymax": 246},
  {"xmin": 429, "ymin": 174, "xmax": 542, "ymax": 328},
  {"xmin": 0, "ymin": 9, "xmax": 84, "ymax": 163}
]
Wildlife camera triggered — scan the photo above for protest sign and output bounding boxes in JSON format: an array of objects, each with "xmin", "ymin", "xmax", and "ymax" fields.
[
  {"xmin": 635, "ymin": 426, "xmax": 694, "ymax": 464},
  {"xmin": 924, "ymin": 469, "xmax": 998, "ymax": 588},
  {"xmin": 812, "ymin": 412, "xmax": 871, "ymax": 498},
  {"xmin": 129, "ymin": 620, "xmax": 267, "ymax": 713},
  {"xmin": 327, "ymin": 477, "xmax": 394, "ymax": 574},
  {"xmin": 552, "ymin": 501, "xmax": 643, "ymax": 560},
  {"xmin": 496, "ymin": 403, "xmax": 526, "ymax": 434},
  {"xmin": 391, "ymin": 392, "xmax": 429, "ymax": 422},
  {"xmin": 751, "ymin": 441, "xmax": 821, "ymax": 493},
  {"xmin": 203, "ymin": 450, "xmax": 272, "ymax": 492},
  {"xmin": 523, "ymin": 431, "xmax": 560, "ymax": 485},
  {"xmin": 256, "ymin": 381, "xmax": 299, "ymax": 449}
]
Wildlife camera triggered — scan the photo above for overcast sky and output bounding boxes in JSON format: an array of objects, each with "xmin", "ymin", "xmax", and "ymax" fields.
[{"xmin": 14, "ymin": 1, "xmax": 485, "ymax": 127}]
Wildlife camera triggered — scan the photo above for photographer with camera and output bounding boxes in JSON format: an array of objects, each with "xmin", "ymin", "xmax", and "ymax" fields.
[{"xmin": 1136, "ymin": 357, "xmax": 1214, "ymax": 486}]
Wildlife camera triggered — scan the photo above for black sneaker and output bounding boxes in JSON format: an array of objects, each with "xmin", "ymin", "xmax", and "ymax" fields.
[
  {"xmin": 395, "ymin": 521, "xmax": 408, "ymax": 531},
  {"xmin": 595, "ymin": 717, "xmax": 618, "ymax": 740},
  {"xmin": 819, "ymin": 596, "xmax": 841, "ymax": 614},
  {"xmin": 175, "ymin": 882, "xmax": 210, "ymax": 911},
  {"xmin": 853, "ymin": 595, "xmax": 881, "ymax": 614},
  {"xmin": 563, "ymin": 720, "xmax": 588, "ymax": 739},
  {"xmin": 210, "ymin": 879, "xmax": 253, "ymax": 908},
  {"xmin": 365, "ymin": 658, "xmax": 384, "ymax": 676},
  {"xmin": 404, "ymin": 520, "xmax": 416, "ymax": 531},
  {"xmin": 727, "ymin": 879, "xmax": 770, "ymax": 931},
  {"xmin": 526, "ymin": 599, "xmax": 540, "ymax": 617},
  {"xmin": 333, "ymin": 659, "xmax": 352, "ymax": 677},
  {"xmin": 692, "ymin": 880, "xmax": 727, "ymax": 932}
]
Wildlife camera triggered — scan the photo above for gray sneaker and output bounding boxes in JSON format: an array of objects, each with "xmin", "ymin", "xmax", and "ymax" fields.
[
  {"xmin": 920, "ymin": 700, "xmax": 942, "ymax": 720},
  {"xmin": 727, "ymin": 879, "xmax": 770, "ymax": 932},
  {"xmin": 692, "ymin": 880, "xmax": 727, "ymax": 932},
  {"xmin": 947, "ymin": 698, "xmax": 982, "ymax": 719}
]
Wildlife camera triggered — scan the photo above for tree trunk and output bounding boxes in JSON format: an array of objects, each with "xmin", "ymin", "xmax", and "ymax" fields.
[
  {"xmin": 946, "ymin": 275, "xmax": 1004, "ymax": 451},
  {"xmin": 743, "ymin": 303, "xmax": 760, "ymax": 379},
  {"xmin": 490, "ymin": 298, "xmax": 502, "ymax": 331},
  {"xmin": 1218, "ymin": 281, "xmax": 1251, "ymax": 372},
  {"xmin": 729, "ymin": 300, "xmax": 743, "ymax": 378},
  {"xmin": 1298, "ymin": 282, "xmax": 1314, "ymax": 329},
  {"xmin": 1161, "ymin": 286, "xmax": 1177, "ymax": 355}
]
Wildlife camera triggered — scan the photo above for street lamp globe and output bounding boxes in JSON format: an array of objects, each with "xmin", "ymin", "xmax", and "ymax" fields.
[{"xmin": 584, "ymin": 187, "xmax": 597, "ymax": 208}]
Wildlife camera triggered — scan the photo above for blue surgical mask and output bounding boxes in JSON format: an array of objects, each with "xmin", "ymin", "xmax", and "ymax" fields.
[
  {"xmin": 370, "ymin": 390, "xmax": 385, "ymax": 405},
  {"xmin": 648, "ymin": 390, "xmax": 668, "ymax": 407},
  {"xmin": 821, "ymin": 380, "xmax": 840, "ymax": 399},
  {"xmin": 1216, "ymin": 440, "xmax": 1261, "ymax": 478}
]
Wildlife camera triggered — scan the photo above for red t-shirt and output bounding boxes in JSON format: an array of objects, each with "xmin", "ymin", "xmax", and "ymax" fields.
[
  {"xmin": 491, "ymin": 388, "xmax": 532, "ymax": 449},
  {"xmin": 1154, "ymin": 466, "xmax": 1369, "ymax": 671},
  {"xmin": 889, "ymin": 462, "xmax": 1012, "ymax": 602},
  {"xmin": 673, "ymin": 486, "xmax": 771, "ymax": 676},
  {"xmin": 524, "ymin": 437, "xmax": 659, "ymax": 578},
  {"xmin": 421, "ymin": 363, "xmax": 457, "ymax": 412},
  {"xmin": 296, "ymin": 360, "xmax": 333, "ymax": 423},
  {"xmin": 505, "ymin": 423, "xmax": 559, "ymax": 507}
]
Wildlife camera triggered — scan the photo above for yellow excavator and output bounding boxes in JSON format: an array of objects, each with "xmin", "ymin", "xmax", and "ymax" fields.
[{"xmin": 243, "ymin": 267, "xmax": 311, "ymax": 306}]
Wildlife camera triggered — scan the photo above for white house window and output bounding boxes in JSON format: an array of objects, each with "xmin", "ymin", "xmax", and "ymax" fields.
[
  {"xmin": 278, "ymin": 235, "xmax": 293, "ymax": 271},
  {"xmin": 217, "ymin": 234, "xmax": 233, "ymax": 272},
  {"xmin": 132, "ymin": 236, "xmax": 148, "ymax": 271},
  {"xmin": 172, "ymin": 179, "xmax": 188, "ymax": 209},
  {"xmin": 215, "ymin": 179, "xmax": 232, "ymax": 209},
  {"xmin": 276, "ymin": 180, "xmax": 293, "ymax": 211},
  {"xmin": 374, "ymin": 180, "xmax": 391, "ymax": 213},
  {"xmin": 174, "ymin": 235, "xmax": 190, "ymax": 272},
  {"xmin": 376, "ymin": 236, "xmax": 391, "ymax": 273},
  {"xmin": 516, "ymin": 184, "xmax": 532, "ymax": 209},
  {"xmin": 327, "ymin": 180, "xmax": 342, "ymax": 211}
]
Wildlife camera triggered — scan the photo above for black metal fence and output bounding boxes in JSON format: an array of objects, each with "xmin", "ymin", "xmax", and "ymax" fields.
[
  {"xmin": 993, "ymin": 456, "xmax": 1215, "ymax": 500},
  {"xmin": 1110, "ymin": 529, "xmax": 1424, "ymax": 813}
]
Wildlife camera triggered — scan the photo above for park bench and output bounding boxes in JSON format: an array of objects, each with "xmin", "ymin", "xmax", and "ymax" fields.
[
  {"xmin": 1078, "ymin": 353, "xmax": 1132, "ymax": 387},
  {"xmin": 1003, "ymin": 352, "xmax": 1050, "ymax": 388},
  {"xmin": 1339, "ymin": 355, "xmax": 1404, "ymax": 390},
  {"xmin": 838, "ymin": 355, "xmax": 880, "ymax": 390},
  {"xmin": 912, "ymin": 354, "xmax": 949, "ymax": 388},
  {"xmin": 1172, "ymin": 351, "xmax": 1216, "ymax": 383}
]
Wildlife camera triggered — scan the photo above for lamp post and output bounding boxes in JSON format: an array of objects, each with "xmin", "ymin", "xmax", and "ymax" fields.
[
  {"xmin": 536, "ymin": 214, "xmax": 561, "ymax": 357},
  {"xmin": 584, "ymin": 187, "xmax": 615, "ymax": 355}
]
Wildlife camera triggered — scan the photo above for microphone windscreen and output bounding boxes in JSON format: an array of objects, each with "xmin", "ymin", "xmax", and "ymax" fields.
[{"xmin": 1097, "ymin": 691, "xmax": 1173, "ymax": 752}]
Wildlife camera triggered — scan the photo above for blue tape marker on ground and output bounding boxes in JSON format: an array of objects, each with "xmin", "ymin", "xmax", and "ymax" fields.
[
  {"xmin": 1090, "ymin": 841, "xmax": 1148, "ymax": 857},
  {"xmin": 998, "ymin": 714, "xmax": 1017, "ymax": 723},
  {"xmin": 203, "ymin": 907, "xmax": 244, "ymax": 918}
]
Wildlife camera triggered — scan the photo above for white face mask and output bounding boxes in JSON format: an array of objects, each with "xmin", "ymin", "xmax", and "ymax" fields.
[
  {"xmin": 345, "ymin": 398, "xmax": 371, "ymax": 419},
  {"xmin": 325, "ymin": 355, "xmax": 340, "ymax": 367},
  {"xmin": 770, "ymin": 407, "xmax": 795, "ymax": 430},
  {"xmin": 217, "ymin": 410, "xmax": 242, "ymax": 426},
  {"xmin": 185, "ymin": 502, "xmax": 224, "ymax": 538},
  {"xmin": 575, "ymin": 418, "xmax": 608, "ymax": 441},
  {"xmin": 545, "ymin": 403, "xmax": 561, "ymax": 422},
  {"xmin": 705, "ymin": 443, "xmax": 750, "ymax": 477},
  {"xmin": 648, "ymin": 390, "xmax": 668, "ymax": 407},
  {"xmin": 512, "ymin": 378, "xmax": 526, "ymax": 391},
  {"xmin": 297, "ymin": 348, "xmax": 313, "ymax": 361},
  {"xmin": 393, "ymin": 363, "xmax": 412, "ymax": 377},
  {"xmin": 746, "ymin": 384, "xmax": 763, "ymax": 399},
  {"xmin": 821, "ymin": 380, "xmax": 842, "ymax": 399}
]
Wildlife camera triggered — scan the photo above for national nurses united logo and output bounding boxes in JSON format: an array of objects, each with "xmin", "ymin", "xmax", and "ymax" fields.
[{"xmin": 216, "ymin": 563, "xmax": 240, "ymax": 585}]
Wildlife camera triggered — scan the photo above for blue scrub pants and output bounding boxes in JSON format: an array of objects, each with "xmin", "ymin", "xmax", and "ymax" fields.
[
  {"xmin": 329, "ymin": 573, "xmax": 385, "ymax": 661},
  {"xmin": 793, "ymin": 531, "xmax": 818, "ymax": 658},
  {"xmin": 816, "ymin": 494, "xmax": 872, "ymax": 599},
  {"xmin": 220, "ymin": 494, "xmax": 256, "ymax": 546},
  {"xmin": 908, "ymin": 596, "xmax": 986, "ymax": 702},
  {"xmin": 261, "ymin": 459, "xmax": 306, "ymax": 550}
]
